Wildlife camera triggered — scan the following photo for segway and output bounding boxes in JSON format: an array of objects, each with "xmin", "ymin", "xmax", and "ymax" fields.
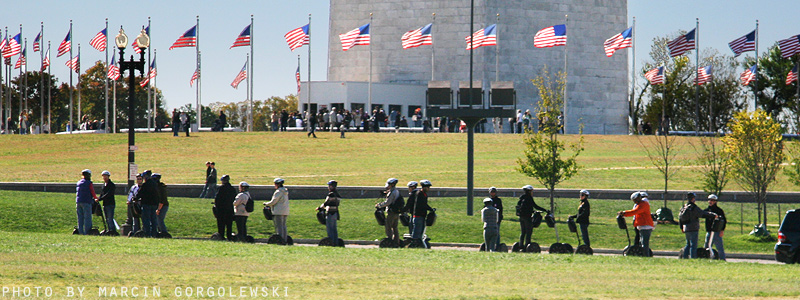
[
  {"xmin": 547, "ymin": 213, "xmax": 573, "ymax": 254},
  {"xmin": 315, "ymin": 210, "xmax": 343, "ymax": 247},
  {"xmin": 267, "ymin": 234, "xmax": 293, "ymax": 245},
  {"xmin": 511, "ymin": 211, "xmax": 543, "ymax": 253},
  {"xmin": 568, "ymin": 217, "xmax": 593, "ymax": 255},
  {"xmin": 696, "ymin": 217, "xmax": 724, "ymax": 259},
  {"xmin": 405, "ymin": 210, "xmax": 435, "ymax": 249},
  {"xmin": 618, "ymin": 215, "xmax": 646, "ymax": 257},
  {"xmin": 95, "ymin": 202, "xmax": 119, "ymax": 237}
]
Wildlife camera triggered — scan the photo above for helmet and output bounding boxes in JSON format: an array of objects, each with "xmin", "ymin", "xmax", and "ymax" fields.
[
  {"xmin": 708, "ymin": 194, "xmax": 718, "ymax": 200},
  {"xmin": 101, "ymin": 170, "xmax": 111, "ymax": 176},
  {"xmin": 488, "ymin": 186, "xmax": 498, "ymax": 193},
  {"xmin": 630, "ymin": 192, "xmax": 640, "ymax": 200},
  {"xmin": 82, "ymin": 169, "xmax": 92, "ymax": 175},
  {"xmin": 151, "ymin": 173, "xmax": 162, "ymax": 179},
  {"xmin": 483, "ymin": 198, "xmax": 494, "ymax": 203},
  {"xmin": 240, "ymin": 181, "xmax": 249, "ymax": 187},
  {"xmin": 580, "ymin": 189, "xmax": 590, "ymax": 196},
  {"xmin": 274, "ymin": 178, "xmax": 285, "ymax": 184},
  {"xmin": 639, "ymin": 191, "xmax": 649, "ymax": 198},
  {"xmin": 407, "ymin": 181, "xmax": 418, "ymax": 188},
  {"xmin": 420, "ymin": 179, "xmax": 432, "ymax": 187},
  {"xmin": 522, "ymin": 185, "xmax": 534, "ymax": 191},
  {"xmin": 327, "ymin": 180, "xmax": 338, "ymax": 186},
  {"xmin": 221, "ymin": 174, "xmax": 231, "ymax": 182},
  {"xmin": 142, "ymin": 170, "xmax": 152, "ymax": 178},
  {"xmin": 687, "ymin": 192, "xmax": 696, "ymax": 199},
  {"xmin": 386, "ymin": 178, "xmax": 399, "ymax": 185}
]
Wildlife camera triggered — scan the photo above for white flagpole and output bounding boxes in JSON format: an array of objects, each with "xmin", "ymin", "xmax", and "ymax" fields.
[
  {"xmin": 112, "ymin": 47, "xmax": 116, "ymax": 133},
  {"xmin": 1, "ymin": 28, "xmax": 4, "ymax": 134},
  {"xmin": 754, "ymin": 20, "xmax": 759, "ymax": 111},
  {"xmin": 307, "ymin": 14, "xmax": 311, "ymax": 115},
  {"xmin": 68, "ymin": 21, "xmax": 73, "ymax": 133},
  {"xmin": 103, "ymin": 19, "xmax": 108, "ymax": 132},
  {"xmin": 431, "ymin": 13, "xmax": 435, "ymax": 81},
  {"xmin": 47, "ymin": 42, "xmax": 51, "ymax": 134},
  {"xmin": 495, "ymin": 14, "xmax": 499, "ymax": 83},
  {"xmin": 147, "ymin": 18, "xmax": 152, "ymax": 132},
  {"xmin": 77, "ymin": 44, "xmax": 81, "ymax": 129},
  {"xmin": 196, "ymin": 16, "xmax": 201, "ymax": 130},
  {"xmin": 563, "ymin": 15, "xmax": 568, "ymax": 134},
  {"xmin": 630, "ymin": 17, "xmax": 636, "ymax": 133},
  {"xmin": 694, "ymin": 18, "xmax": 700, "ymax": 133},
  {"xmin": 368, "ymin": 13, "xmax": 373, "ymax": 113},
  {"xmin": 249, "ymin": 14, "xmax": 254, "ymax": 132},
  {"xmin": 40, "ymin": 22, "xmax": 45, "ymax": 131}
]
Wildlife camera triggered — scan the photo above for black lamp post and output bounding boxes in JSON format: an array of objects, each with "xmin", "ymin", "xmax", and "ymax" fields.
[{"xmin": 116, "ymin": 27, "xmax": 148, "ymax": 235}]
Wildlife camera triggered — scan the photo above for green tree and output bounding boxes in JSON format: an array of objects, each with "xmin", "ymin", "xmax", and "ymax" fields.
[
  {"xmin": 691, "ymin": 136, "xmax": 730, "ymax": 196},
  {"xmin": 516, "ymin": 66, "xmax": 583, "ymax": 243},
  {"xmin": 722, "ymin": 110, "xmax": 784, "ymax": 236},
  {"xmin": 746, "ymin": 46, "xmax": 800, "ymax": 130}
]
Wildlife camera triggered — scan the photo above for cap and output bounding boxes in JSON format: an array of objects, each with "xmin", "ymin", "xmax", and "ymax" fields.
[
  {"xmin": 386, "ymin": 178, "xmax": 399, "ymax": 185},
  {"xmin": 407, "ymin": 181, "xmax": 418, "ymax": 188},
  {"xmin": 101, "ymin": 170, "xmax": 111, "ymax": 176},
  {"xmin": 220, "ymin": 174, "xmax": 230, "ymax": 182},
  {"xmin": 630, "ymin": 192, "xmax": 640, "ymax": 200},
  {"xmin": 522, "ymin": 185, "xmax": 534, "ymax": 191},
  {"xmin": 483, "ymin": 198, "xmax": 494, "ymax": 203},
  {"xmin": 489, "ymin": 186, "xmax": 498, "ymax": 192},
  {"xmin": 580, "ymin": 189, "xmax": 589, "ymax": 196},
  {"xmin": 327, "ymin": 180, "xmax": 338, "ymax": 186},
  {"xmin": 708, "ymin": 194, "xmax": 718, "ymax": 200},
  {"xmin": 274, "ymin": 178, "xmax": 285, "ymax": 184},
  {"xmin": 240, "ymin": 181, "xmax": 249, "ymax": 187},
  {"xmin": 82, "ymin": 169, "xmax": 92, "ymax": 175},
  {"xmin": 420, "ymin": 179, "xmax": 432, "ymax": 187}
]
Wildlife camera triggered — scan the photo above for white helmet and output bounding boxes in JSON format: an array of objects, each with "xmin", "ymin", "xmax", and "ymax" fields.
[
  {"xmin": 630, "ymin": 192, "xmax": 641, "ymax": 200},
  {"xmin": 420, "ymin": 179, "xmax": 432, "ymax": 187},
  {"xmin": 579, "ymin": 189, "xmax": 590, "ymax": 196},
  {"xmin": 407, "ymin": 181, "xmax": 418, "ymax": 188},
  {"xmin": 639, "ymin": 191, "xmax": 648, "ymax": 198},
  {"xmin": 708, "ymin": 194, "xmax": 718, "ymax": 200},
  {"xmin": 386, "ymin": 178, "xmax": 399, "ymax": 185},
  {"xmin": 483, "ymin": 198, "xmax": 494, "ymax": 203},
  {"xmin": 101, "ymin": 170, "xmax": 111, "ymax": 176},
  {"xmin": 522, "ymin": 185, "xmax": 534, "ymax": 191},
  {"xmin": 240, "ymin": 181, "xmax": 250, "ymax": 187},
  {"xmin": 273, "ymin": 178, "xmax": 285, "ymax": 184}
]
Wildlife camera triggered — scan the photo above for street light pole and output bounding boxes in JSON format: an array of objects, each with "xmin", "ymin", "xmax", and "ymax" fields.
[{"xmin": 116, "ymin": 27, "xmax": 148, "ymax": 191}]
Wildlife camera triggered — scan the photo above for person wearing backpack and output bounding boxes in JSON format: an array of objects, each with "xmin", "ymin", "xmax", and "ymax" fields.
[
  {"xmin": 376, "ymin": 178, "xmax": 402, "ymax": 246},
  {"xmin": 704, "ymin": 194, "xmax": 726, "ymax": 260},
  {"xmin": 678, "ymin": 192, "xmax": 718, "ymax": 259},
  {"xmin": 517, "ymin": 185, "xmax": 550, "ymax": 247},
  {"xmin": 411, "ymin": 180, "xmax": 435, "ymax": 247},
  {"xmin": 233, "ymin": 181, "xmax": 252, "ymax": 242},
  {"xmin": 405, "ymin": 181, "xmax": 419, "ymax": 236},
  {"xmin": 318, "ymin": 180, "xmax": 341, "ymax": 246}
]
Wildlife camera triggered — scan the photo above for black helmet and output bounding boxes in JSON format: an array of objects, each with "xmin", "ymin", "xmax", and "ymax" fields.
[
  {"xmin": 327, "ymin": 180, "xmax": 338, "ymax": 186},
  {"xmin": 142, "ymin": 170, "xmax": 152, "ymax": 178},
  {"xmin": 221, "ymin": 174, "xmax": 231, "ymax": 183}
]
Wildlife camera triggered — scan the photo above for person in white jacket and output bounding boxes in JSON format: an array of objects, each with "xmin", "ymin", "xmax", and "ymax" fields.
[
  {"xmin": 233, "ymin": 182, "xmax": 251, "ymax": 242},
  {"xmin": 264, "ymin": 178, "xmax": 290, "ymax": 242}
]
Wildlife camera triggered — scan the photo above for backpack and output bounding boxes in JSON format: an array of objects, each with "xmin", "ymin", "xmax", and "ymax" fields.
[
  {"xmin": 678, "ymin": 204, "xmax": 692, "ymax": 223},
  {"xmin": 389, "ymin": 194, "xmax": 405, "ymax": 213},
  {"xmin": 245, "ymin": 193, "xmax": 254, "ymax": 213}
]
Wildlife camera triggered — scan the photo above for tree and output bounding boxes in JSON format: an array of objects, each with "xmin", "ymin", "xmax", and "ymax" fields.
[
  {"xmin": 722, "ymin": 110, "xmax": 784, "ymax": 236},
  {"xmin": 516, "ymin": 66, "xmax": 583, "ymax": 243},
  {"xmin": 637, "ymin": 130, "xmax": 682, "ymax": 223},
  {"xmin": 784, "ymin": 141, "xmax": 800, "ymax": 189},
  {"xmin": 746, "ymin": 46, "xmax": 800, "ymax": 130},
  {"xmin": 691, "ymin": 136, "xmax": 730, "ymax": 196}
]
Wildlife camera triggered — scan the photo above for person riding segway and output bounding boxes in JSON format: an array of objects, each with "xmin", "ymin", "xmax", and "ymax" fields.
[
  {"xmin": 512, "ymin": 185, "xmax": 549, "ymax": 253},
  {"xmin": 480, "ymin": 198, "xmax": 500, "ymax": 252},
  {"xmin": 569, "ymin": 189, "xmax": 592, "ymax": 254},
  {"xmin": 488, "ymin": 187, "xmax": 508, "ymax": 252},
  {"xmin": 678, "ymin": 192, "xmax": 718, "ymax": 259},
  {"xmin": 74, "ymin": 169, "xmax": 99, "ymax": 235},
  {"xmin": 618, "ymin": 192, "xmax": 654, "ymax": 257},
  {"xmin": 264, "ymin": 178, "xmax": 292, "ymax": 245},
  {"xmin": 317, "ymin": 180, "xmax": 344, "ymax": 247},
  {"xmin": 211, "ymin": 175, "xmax": 236, "ymax": 241},
  {"xmin": 233, "ymin": 181, "xmax": 255, "ymax": 243},
  {"xmin": 703, "ymin": 194, "xmax": 727, "ymax": 260},
  {"xmin": 376, "ymin": 178, "xmax": 404, "ymax": 248},
  {"xmin": 97, "ymin": 170, "xmax": 119, "ymax": 236},
  {"xmin": 402, "ymin": 181, "xmax": 419, "ymax": 240},
  {"xmin": 407, "ymin": 180, "xmax": 435, "ymax": 249}
]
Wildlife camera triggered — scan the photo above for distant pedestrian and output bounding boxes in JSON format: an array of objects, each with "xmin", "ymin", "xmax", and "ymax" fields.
[
  {"xmin": 171, "ymin": 109, "xmax": 180, "ymax": 137},
  {"xmin": 180, "ymin": 112, "xmax": 190, "ymax": 136},
  {"xmin": 270, "ymin": 111, "xmax": 279, "ymax": 131},
  {"xmin": 97, "ymin": 170, "xmax": 117, "ymax": 235},
  {"xmin": 199, "ymin": 162, "xmax": 217, "ymax": 198},
  {"xmin": 75, "ymin": 169, "xmax": 98, "ymax": 235},
  {"xmin": 307, "ymin": 112, "xmax": 318, "ymax": 138},
  {"xmin": 264, "ymin": 178, "xmax": 290, "ymax": 242},
  {"xmin": 280, "ymin": 110, "xmax": 289, "ymax": 131},
  {"xmin": 569, "ymin": 189, "xmax": 591, "ymax": 247},
  {"xmin": 704, "ymin": 194, "xmax": 726, "ymax": 260},
  {"xmin": 218, "ymin": 111, "xmax": 227, "ymax": 132},
  {"xmin": 233, "ymin": 181, "xmax": 251, "ymax": 242},
  {"xmin": 482, "ymin": 198, "xmax": 499, "ymax": 252}
]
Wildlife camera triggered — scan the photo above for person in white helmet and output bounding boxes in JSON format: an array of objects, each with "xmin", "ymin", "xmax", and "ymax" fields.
[
  {"xmin": 481, "ymin": 198, "xmax": 499, "ymax": 252},
  {"xmin": 704, "ymin": 194, "xmax": 726, "ymax": 260},
  {"xmin": 233, "ymin": 181, "xmax": 252, "ymax": 242},
  {"xmin": 404, "ymin": 181, "xmax": 419, "ymax": 236},
  {"xmin": 376, "ymin": 178, "xmax": 402, "ymax": 246},
  {"xmin": 488, "ymin": 187, "xmax": 503, "ymax": 244},
  {"xmin": 264, "ymin": 178, "xmax": 290, "ymax": 242}
]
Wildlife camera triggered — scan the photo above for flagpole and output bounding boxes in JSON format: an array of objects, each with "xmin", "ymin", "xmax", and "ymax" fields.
[
  {"xmin": 20, "ymin": 24, "xmax": 24, "ymax": 115},
  {"xmin": 77, "ymin": 44, "xmax": 81, "ymax": 128},
  {"xmin": 368, "ymin": 12, "xmax": 373, "ymax": 113},
  {"xmin": 47, "ymin": 42, "xmax": 51, "ymax": 134},
  {"xmin": 249, "ymin": 14, "xmax": 254, "ymax": 132},
  {"xmin": 694, "ymin": 18, "xmax": 700, "ymax": 133},
  {"xmin": 23, "ymin": 38, "xmax": 27, "ymax": 121},
  {"xmin": 196, "ymin": 16, "xmax": 201, "ymax": 131},
  {"xmin": 307, "ymin": 14, "xmax": 311, "ymax": 116},
  {"xmin": 630, "ymin": 17, "xmax": 636, "ymax": 134},
  {"xmin": 103, "ymin": 19, "xmax": 108, "ymax": 133},
  {"xmin": 469, "ymin": 0, "xmax": 474, "ymax": 108},
  {"xmin": 754, "ymin": 20, "xmax": 759, "ymax": 111},
  {"xmin": 563, "ymin": 14, "xmax": 568, "ymax": 134},
  {"xmin": 431, "ymin": 13, "xmax": 435, "ymax": 81},
  {"xmin": 40, "ymin": 22, "xmax": 44, "ymax": 133},
  {"xmin": 0, "ymin": 28, "xmax": 4, "ymax": 134},
  {"xmin": 68, "ymin": 20, "xmax": 73, "ymax": 133},
  {"xmin": 495, "ymin": 13, "xmax": 499, "ymax": 83},
  {"xmin": 147, "ymin": 18, "xmax": 152, "ymax": 132},
  {"xmin": 112, "ymin": 48, "xmax": 116, "ymax": 133}
]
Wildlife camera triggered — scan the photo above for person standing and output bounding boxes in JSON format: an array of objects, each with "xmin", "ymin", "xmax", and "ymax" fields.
[
  {"xmin": 488, "ymin": 187, "xmax": 504, "ymax": 245},
  {"xmin": 200, "ymin": 162, "xmax": 218, "ymax": 198},
  {"xmin": 482, "ymin": 198, "xmax": 499, "ymax": 252},
  {"xmin": 264, "ymin": 178, "xmax": 290, "ymax": 242},
  {"xmin": 307, "ymin": 111, "xmax": 318, "ymax": 138},
  {"xmin": 678, "ymin": 192, "xmax": 718, "ymax": 259},
  {"xmin": 515, "ymin": 109, "xmax": 523, "ymax": 134},
  {"xmin": 171, "ymin": 109, "xmax": 180, "ymax": 137},
  {"xmin": 136, "ymin": 170, "xmax": 161, "ymax": 237},
  {"xmin": 704, "ymin": 194, "xmax": 727, "ymax": 260},
  {"xmin": 218, "ymin": 111, "xmax": 227, "ymax": 132},
  {"xmin": 619, "ymin": 192, "xmax": 655, "ymax": 256},
  {"xmin": 233, "ymin": 181, "xmax": 251, "ymax": 242},
  {"xmin": 214, "ymin": 175, "xmax": 236, "ymax": 240},
  {"xmin": 517, "ymin": 185, "xmax": 549, "ymax": 247},
  {"xmin": 280, "ymin": 110, "xmax": 289, "ymax": 131},
  {"xmin": 570, "ymin": 189, "xmax": 591, "ymax": 247},
  {"xmin": 404, "ymin": 181, "xmax": 419, "ymax": 236},
  {"xmin": 376, "ymin": 178, "xmax": 401, "ymax": 246},
  {"xmin": 75, "ymin": 169, "xmax": 98, "ymax": 235},
  {"xmin": 412, "ymin": 180, "xmax": 434, "ymax": 247},
  {"xmin": 97, "ymin": 170, "xmax": 117, "ymax": 235},
  {"xmin": 179, "ymin": 111, "xmax": 190, "ymax": 136},
  {"xmin": 153, "ymin": 173, "xmax": 170, "ymax": 236},
  {"xmin": 318, "ymin": 180, "xmax": 341, "ymax": 246},
  {"xmin": 127, "ymin": 174, "xmax": 143, "ymax": 235}
]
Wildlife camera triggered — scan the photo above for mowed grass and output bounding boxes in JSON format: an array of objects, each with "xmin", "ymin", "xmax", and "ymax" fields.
[
  {"xmin": 3, "ymin": 131, "xmax": 800, "ymax": 191},
  {"xmin": 1, "ymin": 231, "xmax": 799, "ymax": 299},
  {"xmin": 1, "ymin": 190, "xmax": 794, "ymax": 254}
]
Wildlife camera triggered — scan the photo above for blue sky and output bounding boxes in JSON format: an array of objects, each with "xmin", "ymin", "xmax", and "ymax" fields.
[{"xmin": 0, "ymin": 0, "xmax": 797, "ymax": 110}]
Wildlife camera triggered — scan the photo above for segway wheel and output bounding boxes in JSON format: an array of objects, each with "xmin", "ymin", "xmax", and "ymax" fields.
[
  {"xmin": 576, "ymin": 245, "xmax": 593, "ymax": 255},
  {"xmin": 267, "ymin": 234, "xmax": 286, "ymax": 245},
  {"xmin": 158, "ymin": 232, "xmax": 172, "ymax": 239},
  {"xmin": 379, "ymin": 238, "xmax": 394, "ymax": 248},
  {"xmin": 319, "ymin": 237, "xmax": 334, "ymax": 247},
  {"xmin": 406, "ymin": 239, "xmax": 425, "ymax": 249},
  {"xmin": 72, "ymin": 227, "xmax": 80, "ymax": 235},
  {"xmin": 286, "ymin": 236, "xmax": 294, "ymax": 246},
  {"xmin": 338, "ymin": 238, "xmax": 345, "ymax": 247},
  {"xmin": 696, "ymin": 248, "xmax": 709, "ymax": 259},
  {"xmin": 525, "ymin": 242, "xmax": 541, "ymax": 253},
  {"xmin": 511, "ymin": 242, "xmax": 522, "ymax": 252},
  {"xmin": 624, "ymin": 245, "xmax": 643, "ymax": 257},
  {"xmin": 710, "ymin": 249, "xmax": 719, "ymax": 260},
  {"xmin": 548, "ymin": 243, "xmax": 564, "ymax": 254},
  {"xmin": 479, "ymin": 243, "xmax": 487, "ymax": 252},
  {"xmin": 561, "ymin": 243, "xmax": 574, "ymax": 254},
  {"xmin": 210, "ymin": 232, "xmax": 224, "ymax": 241},
  {"xmin": 88, "ymin": 228, "xmax": 101, "ymax": 236},
  {"xmin": 497, "ymin": 243, "xmax": 509, "ymax": 253},
  {"xmin": 108, "ymin": 231, "xmax": 120, "ymax": 237}
]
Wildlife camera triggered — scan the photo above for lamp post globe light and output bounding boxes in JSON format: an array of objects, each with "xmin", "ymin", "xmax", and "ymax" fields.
[{"xmin": 116, "ymin": 27, "xmax": 148, "ymax": 235}]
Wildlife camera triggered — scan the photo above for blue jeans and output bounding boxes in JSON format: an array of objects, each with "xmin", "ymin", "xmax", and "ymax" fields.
[
  {"xmin": 103, "ymin": 205, "xmax": 116, "ymax": 231},
  {"xmin": 639, "ymin": 229, "xmax": 652, "ymax": 256},
  {"xmin": 412, "ymin": 216, "xmax": 426, "ymax": 240},
  {"xmin": 484, "ymin": 227, "xmax": 498, "ymax": 251},
  {"xmin": 172, "ymin": 122, "xmax": 179, "ymax": 136},
  {"xmin": 326, "ymin": 212, "xmax": 338, "ymax": 244},
  {"xmin": 199, "ymin": 183, "xmax": 217, "ymax": 198},
  {"xmin": 704, "ymin": 231, "xmax": 726, "ymax": 260},
  {"xmin": 157, "ymin": 205, "xmax": 169, "ymax": 233},
  {"xmin": 76, "ymin": 202, "xmax": 93, "ymax": 235},
  {"xmin": 141, "ymin": 204, "xmax": 158, "ymax": 237},
  {"xmin": 683, "ymin": 231, "xmax": 699, "ymax": 258},
  {"xmin": 579, "ymin": 222, "xmax": 590, "ymax": 246}
]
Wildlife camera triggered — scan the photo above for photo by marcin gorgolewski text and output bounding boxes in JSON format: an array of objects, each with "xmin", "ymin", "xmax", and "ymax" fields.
[{"xmin": 1, "ymin": 286, "xmax": 290, "ymax": 298}]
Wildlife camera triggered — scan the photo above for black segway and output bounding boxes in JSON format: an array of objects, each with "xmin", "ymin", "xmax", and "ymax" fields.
[
  {"xmin": 512, "ymin": 211, "xmax": 543, "ymax": 253},
  {"xmin": 547, "ymin": 213, "xmax": 573, "ymax": 254},
  {"xmin": 568, "ymin": 217, "xmax": 593, "ymax": 255},
  {"xmin": 696, "ymin": 217, "xmax": 724, "ymax": 259},
  {"xmin": 262, "ymin": 206, "xmax": 292, "ymax": 245},
  {"xmin": 316, "ymin": 210, "xmax": 344, "ymax": 247},
  {"xmin": 618, "ymin": 215, "xmax": 646, "ymax": 257}
]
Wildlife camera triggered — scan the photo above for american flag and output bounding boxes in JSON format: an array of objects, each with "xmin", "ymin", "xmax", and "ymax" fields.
[
  {"xmin": 402, "ymin": 23, "xmax": 433, "ymax": 49},
  {"xmin": 65, "ymin": 54, "xmax": 79, "ymax": 73},
  {"xmin": 603, "ymin": 27, "xmax": 632, "ymax": 57},
  {"xmin": 696, "ymin": 65, "xmax": 713, "ymax": 85},
  {"xmin": 284, "ymin": 24, "xmax": 309, "ymax": 51},
  {"xmin": 107, "ymin": 55, "xmax": 120, "ymax": 80},
  {"xmin": 135, "ymin": 26, "xmax": 150, "ymax": 54},
  {"xmin": 230, "ymin": 24, "xmax": 251, "ymax": 48},
  {"xmin": 645, "ymin": 66, "xmax": 665, "ymax": 85},
  {"xmin": 667, "ymin": 29, "xmax": 696, "ymax": 57},
  {"xmin": 786, "ymin": 64, "xmax": 797, "ymax": 85},
  {"xmin": 295, "ymin": 64, "xmax": 301, "ymax": 94},
  {"xmin": 169, "ymin": 25, "xmax": 197, "ymax": 50},
  {"xmin": 230, "ymin": 61, "xmax": 247, "ymax": 89},
  {"xmin": 778, "ymin": 35, "xmax": 800, "ymax": 59},
  {"xmin": 728, "ymin": 30, "xmax": 755, "ymax": 57},
  {"xmin": 42, "ymin": 47, "xmax": 50, "ymax": 70},
  {"xmin": 2, "ymin": 33, "xmax": 22, "ymax": 58},
  {"xmin": 189, "ymin": 68, "xmax": 199, "ymax": 87},
  {"xmin": 33, "ymin": 31, "xmax": 41, "ymax": 52},
  {"xmin": 90, "ymin": 28, "xmax": 107, "ymax": 52},
  {"xmin": 534, "ymin": 24, "xmax": 567, "ymax": 48},
  {"xmin": 57, "ymin": 30, "xmax": 71, "ymax": 57},
  {"xmin": 148, "ymin": 55, "xmax": 157, "ymax": 81},
  {"xmin": 465, "ymin": 24, "xmax": 496, "ymax": 50},
  {"xmin": 0, "ymin": 34, "xmax": 7, "ymax": 54},
  {"xmin": 14, "ymin": 47, "xmax": 26, "ymax": 70},
  {"xmin": 139, "ymin": 76, "xmax": 149, "ymax": 87},
  {"xmin": 339, "ymin": 23, "xmax": 370, "ymax": 51},
  {"xmin": 740, "ymin": 65, "xmax": 757, "ymax": 86}
]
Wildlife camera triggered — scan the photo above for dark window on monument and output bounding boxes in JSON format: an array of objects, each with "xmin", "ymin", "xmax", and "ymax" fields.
[
  {"xmin": 302, "ymin": 103, "xmax": 318, "ymax": 114},
  {"xmin": 350, "ymin": 103, "xmax": 365, "ymax": 112},
  {"xmin": 330, "ymin": 103, "xmax": 344, "ymax": 112},
  {"xmin": 388, "ymin": 105, "xmax": 402, "ymax": 116},
  {"xmin": 491, "ymin": 89, "xmax": 514, "ymax": 106},
  {"xmin": 408, "ymin": 105, "xmax": 421, "ymax": 117},
  {"xmin": 371, "ymin": 104, "xmax": 384, "ymax": 112},
  {"xmin": 427, "ymin": 88, "xmax": 451, "ymax": 106}
]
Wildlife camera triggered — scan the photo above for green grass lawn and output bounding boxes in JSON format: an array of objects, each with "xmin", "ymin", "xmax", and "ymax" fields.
[
  {"xmin": 1, "ymin": 231, "xmax": 798, "ymax": 299},
  {"xmin": 3, "ymin": 131, "xmax": 800, "ymax": 191},
  {"xmin": 1, "ymin": 190, "xmax": 793, "ymax": 254}
]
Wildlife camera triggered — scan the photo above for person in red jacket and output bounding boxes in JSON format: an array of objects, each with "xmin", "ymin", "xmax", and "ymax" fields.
[{"xmin": 618, "ymin": 192, "xmax": 654, "ymax": 256}]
